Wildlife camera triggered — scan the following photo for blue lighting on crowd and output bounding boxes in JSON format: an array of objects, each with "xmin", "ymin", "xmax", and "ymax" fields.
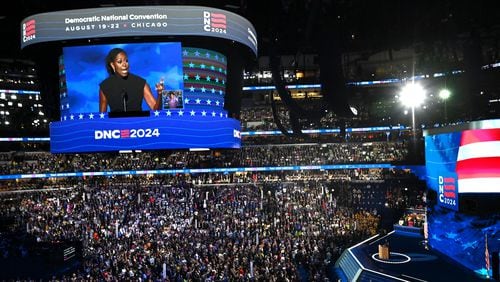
[
  {"xmin": 0, "ymin": 163, "xmax": 396, "ymax": 180},
  {"xmin": 0, "ymin": 89, "xmax": 41, "ymax": 95}
]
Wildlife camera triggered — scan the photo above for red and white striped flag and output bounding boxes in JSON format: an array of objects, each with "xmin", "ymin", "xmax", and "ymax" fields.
[
  {"xmin": 456, "ymin": 128, "xmax": 500, "ymax": 193},
  {"xmin": 485, "ymin": 234, "xmax": 490, "ymax": 273}
]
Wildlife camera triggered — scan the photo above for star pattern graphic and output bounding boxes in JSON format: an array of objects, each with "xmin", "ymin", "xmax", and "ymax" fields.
[{"xmin": 64, "ymin": 109, "xmax": 229, "ymax": 121}]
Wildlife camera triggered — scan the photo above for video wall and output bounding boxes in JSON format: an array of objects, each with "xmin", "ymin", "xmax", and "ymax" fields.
[
  {"xmin": 51, "ymin": 42, "xmax": 241, "ymax": 153},
  {"xmin": 61, "ymin": 42, "xmax": 184, "ymax": 113},
  {"xmin": 424, "ymin": 119, "xmax": 500, "ymax": 211},
  {"xmin": 424, "ymin": 119, "xmax": 499, "ymax": 275},
  {"xmin": 20, "ymin": 5, "xmax": 258, "ymax": 154}
]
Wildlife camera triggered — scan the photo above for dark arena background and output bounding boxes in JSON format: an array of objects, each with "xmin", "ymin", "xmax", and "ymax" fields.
[{"xmin": 0, "ymin": 1, "xmax": 499, "ymax": 281}]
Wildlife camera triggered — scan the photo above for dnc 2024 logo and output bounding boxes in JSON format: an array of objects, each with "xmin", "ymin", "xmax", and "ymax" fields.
[
  {"xmin": 203, "ymin": 11, "xmax": 227, "ymax": 34},
  {"xmin": 22, "ymin": 19, "xmax": 36, "ymax": 43}
]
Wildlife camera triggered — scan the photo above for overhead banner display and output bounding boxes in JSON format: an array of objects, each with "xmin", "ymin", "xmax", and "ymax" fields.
[
  {"xmin": 50, "ymin": 115, "xmax": 241, "ymax": 153},
  {"xmin": 20, "ymin": 6, "xmax": 258, "ymax": 56}
]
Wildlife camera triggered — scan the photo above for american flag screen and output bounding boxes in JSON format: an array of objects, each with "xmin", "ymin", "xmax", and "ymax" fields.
[{"xmin": 425, "ymin": 120, "xmax": 500, "ymax": 210}]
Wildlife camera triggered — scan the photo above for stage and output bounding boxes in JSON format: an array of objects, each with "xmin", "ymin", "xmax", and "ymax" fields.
[{"xmin": 335, "ymin": 230, "xmax": 485, "ymax": 281}]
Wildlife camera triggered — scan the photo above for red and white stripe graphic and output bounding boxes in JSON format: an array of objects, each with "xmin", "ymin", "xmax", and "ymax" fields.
[
  {"xmin": 456, "ymin": 128, "xmax": 500, "ymax": 193},
  {"xmin": 486, "ymin": 234, "xmax": 490, "ymax": 272},
  {"xmin": 24, "ymin": 19, "xmax": 36, "ymax": 36},
  {"xmin": 120, "ymin": 129, "xmax": 130, "ymax": 138},
  {"xmin": 210, "ymin": 13, "xmax": 227, "ymax": 29}
]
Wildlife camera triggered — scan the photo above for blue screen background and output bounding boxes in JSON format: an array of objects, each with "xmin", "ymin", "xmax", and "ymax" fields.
[
  {"xmin": 63, "ymin": 42, "xmax": 184, "ymax": 113},
  {"xmin": 424, "ymin": 132, "xmax": 461, "ymax": 192},
  {"xmin": 425, "ymin": 131, "xmax": 499, "ymax": 276}
]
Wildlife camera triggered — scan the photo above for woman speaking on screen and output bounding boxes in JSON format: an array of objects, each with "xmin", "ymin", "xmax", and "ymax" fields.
[{"xmin": 99, "ymin": 48, "xmax": 163, "ymax": 113}]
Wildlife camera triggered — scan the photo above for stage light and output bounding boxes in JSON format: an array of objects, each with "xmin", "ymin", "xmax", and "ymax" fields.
[
  {"xmin": 349, "ymin": 106, "xmax": 358, "ymax": 116},
  {"xmin": 439, "ymin": 89, "xmax": 451, "ymax": 100},
  {"xmin": 439, "ymin": 89, "xmax": 451, "ymax": 122},
  {"xmin": 399, "ymin": 83, "xmax": 426, "ymax": 108},
  {"xmin": 399, "ymin": 82, "xmax": 426, "ymax": 136}
]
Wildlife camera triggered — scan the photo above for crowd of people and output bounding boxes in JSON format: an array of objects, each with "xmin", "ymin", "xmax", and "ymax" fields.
[
  {"xmin": 0, "ymin": 171, "xmax": 428, "ymax": 281},
  {"xmin": 240, "ymin": 104, "xmax": 361, "ymax": 132},
  {"xmin": 0, "ymin": 141, "xmax": 410, "ymax": 176},
  {"xmin": 0, "ymin": 107, "xmax": 428, "ymax": 280}
]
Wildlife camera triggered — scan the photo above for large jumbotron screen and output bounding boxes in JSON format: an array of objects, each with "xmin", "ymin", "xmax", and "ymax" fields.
[
  {"xmin": 51, "ymin": 42, "xmax": 241, "ymax": 153},
  {"xmin": 21, "ymin": 5, "xmax": 258, "ymax": 153}
]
